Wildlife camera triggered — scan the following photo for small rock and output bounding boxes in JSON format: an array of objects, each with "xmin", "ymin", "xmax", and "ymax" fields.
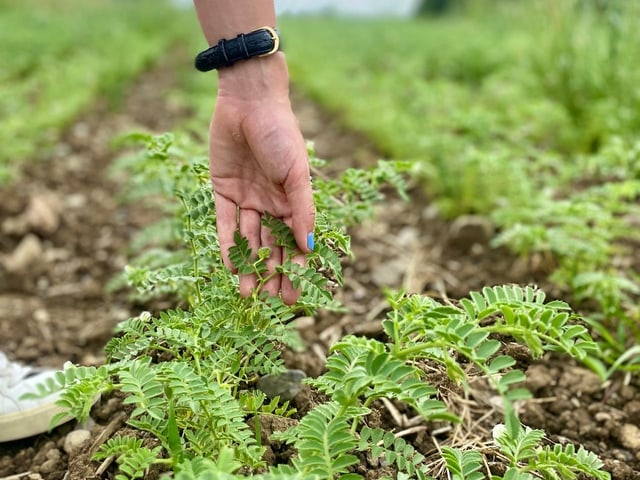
[
  {"xmin": 448, "ymin": 215, "xmax": 494, "ymax": 250},
  {"xmin": 612, "ymin": 448, "xmax": 634, "ymax": 462},
  {"xmin": 291, "ymin": 316, "xmax": 315, "ymax": 330},
  {"xmin": 525, "ymin": 364, "xmax": 556, "ymax": 392},
  {"xmin": 37, "ymin": 448, "xmax": 61, "ymax": 474},
  {"xmin": 619, "ymin": 385, "xmax": 636, "ymax": 401},
  {"xmin": 618, "ymin": 423, "xmax": 640, "ymax": 451},
  {"xmin": 257, "ymin": 369, "xmax": 306, "ymax": 401},
  {"xmin": 3, "ymin": 234, "xmax": 43, "ymax": 272},
  {"xmin": 33, "ymin": 308, "xmax": 50, "ymax": 323},
  {"xmin": 64, "ymin": 429, "xmax": 91, "ymax": 455},
  {"xmin": 396, "ymin": 226, "xmax": 418, "ymax": 249},
  {"xmin": 624, "ymin": 400, "xmax": 640, "ymax": 424},
  {"xmin": 2, "ymin": 192, "xmax": 62, "ymax": 235},
  {"xmin": 25, "ymin": 193, "xmax": 62, "ymax": 233}
]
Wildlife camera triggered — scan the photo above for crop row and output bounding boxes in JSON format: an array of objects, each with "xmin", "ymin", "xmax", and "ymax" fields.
[
  {"xmin": 280, "ymin": 0, "xmax": 640, "ymax": 374},
  {"xmin": 0, "ymin": 0, "xmax": 192, "ymax": 181}
]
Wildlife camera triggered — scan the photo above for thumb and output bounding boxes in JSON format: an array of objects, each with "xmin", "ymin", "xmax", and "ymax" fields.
[{"xmin": 285, "ymin": 167, "xmax": 316, "ymax": 253}]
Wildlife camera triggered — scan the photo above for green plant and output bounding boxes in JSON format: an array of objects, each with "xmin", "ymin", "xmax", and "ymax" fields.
[
  {"xmin": 93, "ymin": 437, "xmax": 164, "ymax": 480},
  {"xmin": 29, "ymin": 133, "xmax": 611, "ymax": 479},
  {"xmin": 491, "ymin": 165, "xmax": 640, "ymax": 376},
  {"xmin": 280, "ymin": 7, "xmax": 640, "ymax": 384},
  {"xmin": 492, "ymin": 422, "xmax": 609, "ymax": 480},
  {"xmin": 263, "ymin": 285, "xmax": 605, "ymax": 479},
  {"xmin": 29, "ymin": 133, "xmax": 407, "ymax": 476},
  {"xmin": 441, "ymin": 447, "xmax": 483, "ymax": 480}
]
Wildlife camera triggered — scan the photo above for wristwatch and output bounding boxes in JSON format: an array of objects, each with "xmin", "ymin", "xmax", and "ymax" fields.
[{"xmin": 194, "ymin": 26, "xmax": 280, "ymax": 72}]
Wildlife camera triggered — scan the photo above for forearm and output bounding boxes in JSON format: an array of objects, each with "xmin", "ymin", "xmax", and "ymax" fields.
[
  {"xmin": 193, "ymin": 0, "xmax": 277, "ymax": 44},
  {"xmin": 193, "ymin": 0, "xmax": 289, "ymax": 100}
]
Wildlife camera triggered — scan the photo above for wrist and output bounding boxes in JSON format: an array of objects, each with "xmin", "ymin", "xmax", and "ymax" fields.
[{"xmin": 217, "ymin": 52, "xmax": 290, "ymax": 102}]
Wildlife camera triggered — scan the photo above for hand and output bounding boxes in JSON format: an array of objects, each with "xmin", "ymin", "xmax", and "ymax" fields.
[{"xmin": 209, "ymin": 55, "xmax": 315, "ymax": 304}]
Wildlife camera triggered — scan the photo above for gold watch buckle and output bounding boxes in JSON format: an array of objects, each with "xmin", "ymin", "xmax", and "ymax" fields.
[{"xmin": 257, "ymin": 26, "xmax": 280, "ymax": 57}]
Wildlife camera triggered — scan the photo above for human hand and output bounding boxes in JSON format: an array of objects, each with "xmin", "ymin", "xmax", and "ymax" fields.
[{"xmin": 209, "ymin": 54, "xmax": 315, "ymax": 304}]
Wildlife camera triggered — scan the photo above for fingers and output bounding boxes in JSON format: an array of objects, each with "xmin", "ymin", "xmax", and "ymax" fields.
[
  {"xmin": 215, "ymin": 193, "xmax": 297, "ymax": 302},
  {"xmin": 281, "ymin": 251, "xmax": 304, "ymax": 305},
  {"xmin": 285, "ymin": 163, "xmax": 316, "ymax": 254},
  {"xmin": 260, "ymin": 225, "xmax": 282, "ymax": 298},
  {"xmin": 238, "ymin": 208, "xmax": 261, "ymax": 298},
  {"xmin": 215, "ymin": 193, "xmax": 240, "ymax": 272}
]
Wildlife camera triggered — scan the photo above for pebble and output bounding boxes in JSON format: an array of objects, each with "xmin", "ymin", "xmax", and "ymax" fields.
[
  {"xmin": 291, "ymin": 316, "xmax": 315, "ymax": 330},
  {"xmin": 624, "ymin": 400, "xmax": 640, "ymax": 423},
  {"xmin": 2, "ymin": 192, "xmax": 62, "ymax": 235},
  {"xmin": 65, "ymin": 192, "xmax": 88, "ymax": 209},
  {"xmin": 525, "ymin": 364, "xmax": 556, "ymax": 392},
  {"xmin": 612, "ymin": 448, "xmax": 634, "ymax": 462},
  {"xmin": 2, "ymin": 234, "xmax": 43, "ymax": 272},
  {"xmin": 618, "ymin": 423, "xmax": 640, "ymax": 451},
  {"xmin": 620, "ymin": 385, "xmax": 636, "ymax": 401},
  {"xmin": 594, "ymin": 412, "xmax": 611, "ymax": 423},
  {"xmin": 38, "ymin": 448, "xmax": 61, "ymax": 474},
  {"xmin": 64, "ymin": 429, "xmax": 92, "ymax": 455},
  {"xmin": 25, "ymin": 193, "xmax": 61, "ymax": 234},
  {"xmin": 257, "ymin": 369, "xmax": 306, "ymax": 401}
]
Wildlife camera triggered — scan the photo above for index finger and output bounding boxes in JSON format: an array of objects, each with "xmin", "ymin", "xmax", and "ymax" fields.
[{"xmin": 214, "ymin": 192, "xmax": 239, "ymax": 272}]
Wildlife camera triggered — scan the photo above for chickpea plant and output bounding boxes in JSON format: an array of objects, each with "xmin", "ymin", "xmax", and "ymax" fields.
[{"xmin": 29, "ymin": 133, "xmax": 609, "ymax": 479}]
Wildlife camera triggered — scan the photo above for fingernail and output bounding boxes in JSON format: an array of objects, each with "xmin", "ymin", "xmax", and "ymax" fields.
[{"xmin": 307, "ymin": 232, "xmax": 315, "ymax": 251}]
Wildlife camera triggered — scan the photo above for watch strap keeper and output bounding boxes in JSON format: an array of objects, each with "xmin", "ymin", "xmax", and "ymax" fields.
[{"xmin": 194, "ymin": 26, "xmax": 280, "ymax": 72}]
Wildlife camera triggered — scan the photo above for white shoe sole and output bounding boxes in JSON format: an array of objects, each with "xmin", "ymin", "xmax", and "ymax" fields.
[{"xmin": 0, "ymin": 402, "xmax": 73, "ymax": 443}]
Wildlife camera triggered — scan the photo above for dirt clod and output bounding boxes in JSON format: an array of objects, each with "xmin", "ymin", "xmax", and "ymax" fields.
[
  {"xmin": 63, "ymin": 429, "xmax": 92, "ymax": 455},
  {"xmin": 618, "ymin": 424, "xmax": 640, "ymax": 452}
]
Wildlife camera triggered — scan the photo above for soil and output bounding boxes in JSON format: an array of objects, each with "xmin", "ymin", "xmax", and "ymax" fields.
[{"xmin": 1, "ymin": 60, "xmax": 639, "ymax": 480}]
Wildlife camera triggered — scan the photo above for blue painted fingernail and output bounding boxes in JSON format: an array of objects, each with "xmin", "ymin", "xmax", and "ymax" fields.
[{"xmin": 307, "ymin": 232, "xmax": 315, "ymax": 251}]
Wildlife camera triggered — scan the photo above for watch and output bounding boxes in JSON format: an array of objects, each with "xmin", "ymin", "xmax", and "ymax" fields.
[{"xmin": 194, "ymin": 26, "xmax": 280, "ymax": 72}]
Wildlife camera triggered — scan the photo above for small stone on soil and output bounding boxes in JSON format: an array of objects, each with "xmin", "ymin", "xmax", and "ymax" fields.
[
  {"xmin": 257, "ymin": 369, "xmax": 307, "ymax": 401},
  {"xmin": 64, "ymin": 429, "xmax": 92, "ymax": 455},
  {"xmin": 2, "ymin": 234, "xmax": 43, "ymax": 272},
  {"xmin": 618, "ymin": 424, "xmax": 640, "ymax": 451}
]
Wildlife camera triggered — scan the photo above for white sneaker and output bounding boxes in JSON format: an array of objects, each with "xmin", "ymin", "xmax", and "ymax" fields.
[{"xmin": 0, "ymin": 352, "xmax": 71, "ymax": 442}]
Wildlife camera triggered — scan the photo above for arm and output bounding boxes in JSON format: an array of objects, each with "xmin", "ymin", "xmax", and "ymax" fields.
[{"xmin": 193, "ymin": 0, "xmax": 315, "ymax": 304}]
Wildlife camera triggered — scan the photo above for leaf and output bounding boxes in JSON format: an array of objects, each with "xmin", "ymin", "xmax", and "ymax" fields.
[
  {"xmin": 488, "ymin": 355, "xmax": 516, "ymax": 373},
  {"xmin": 228, "ymin": 231, "xmax": 254, "ymax": 275},
  {"xmin": 476, "ymin": 339, "xmax": 501, "ymax": 359},
  {"xmin": 499, "ymin": 370, "xmax": 527, "ymax": 389}
]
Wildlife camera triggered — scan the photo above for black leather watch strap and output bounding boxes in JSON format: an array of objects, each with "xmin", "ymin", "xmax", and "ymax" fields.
[{"xmin": 194, "ymin": 26, "xmax": 280, "ymax": 72}]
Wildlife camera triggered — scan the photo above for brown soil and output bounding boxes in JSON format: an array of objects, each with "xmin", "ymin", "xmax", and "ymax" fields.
[{"xmin": 0, "ymin": 61, "xmax": 638, "ymax": 480}]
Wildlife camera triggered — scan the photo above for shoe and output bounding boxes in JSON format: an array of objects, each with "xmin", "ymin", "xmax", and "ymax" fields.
[{"xmin": 0, "ymin": 352, "xmax": 70, "ymax": 442}]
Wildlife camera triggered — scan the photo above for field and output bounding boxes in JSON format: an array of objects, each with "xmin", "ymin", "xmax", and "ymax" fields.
[{"xmin": 0, "ymin": 1, "xmax": 639, "ymax": 479}]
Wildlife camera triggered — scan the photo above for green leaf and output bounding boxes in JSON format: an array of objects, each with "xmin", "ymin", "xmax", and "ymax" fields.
[
  {"xmin": 476, "ymin": 339, "xmax": 501, "ymax": 359},
  {"xmin": 499, "ymin": 370, "xmax": 527, "ymax": 388},
  {"xmin": 487, "ymin": 355, "xmax": 516, "ymax": 373}
]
